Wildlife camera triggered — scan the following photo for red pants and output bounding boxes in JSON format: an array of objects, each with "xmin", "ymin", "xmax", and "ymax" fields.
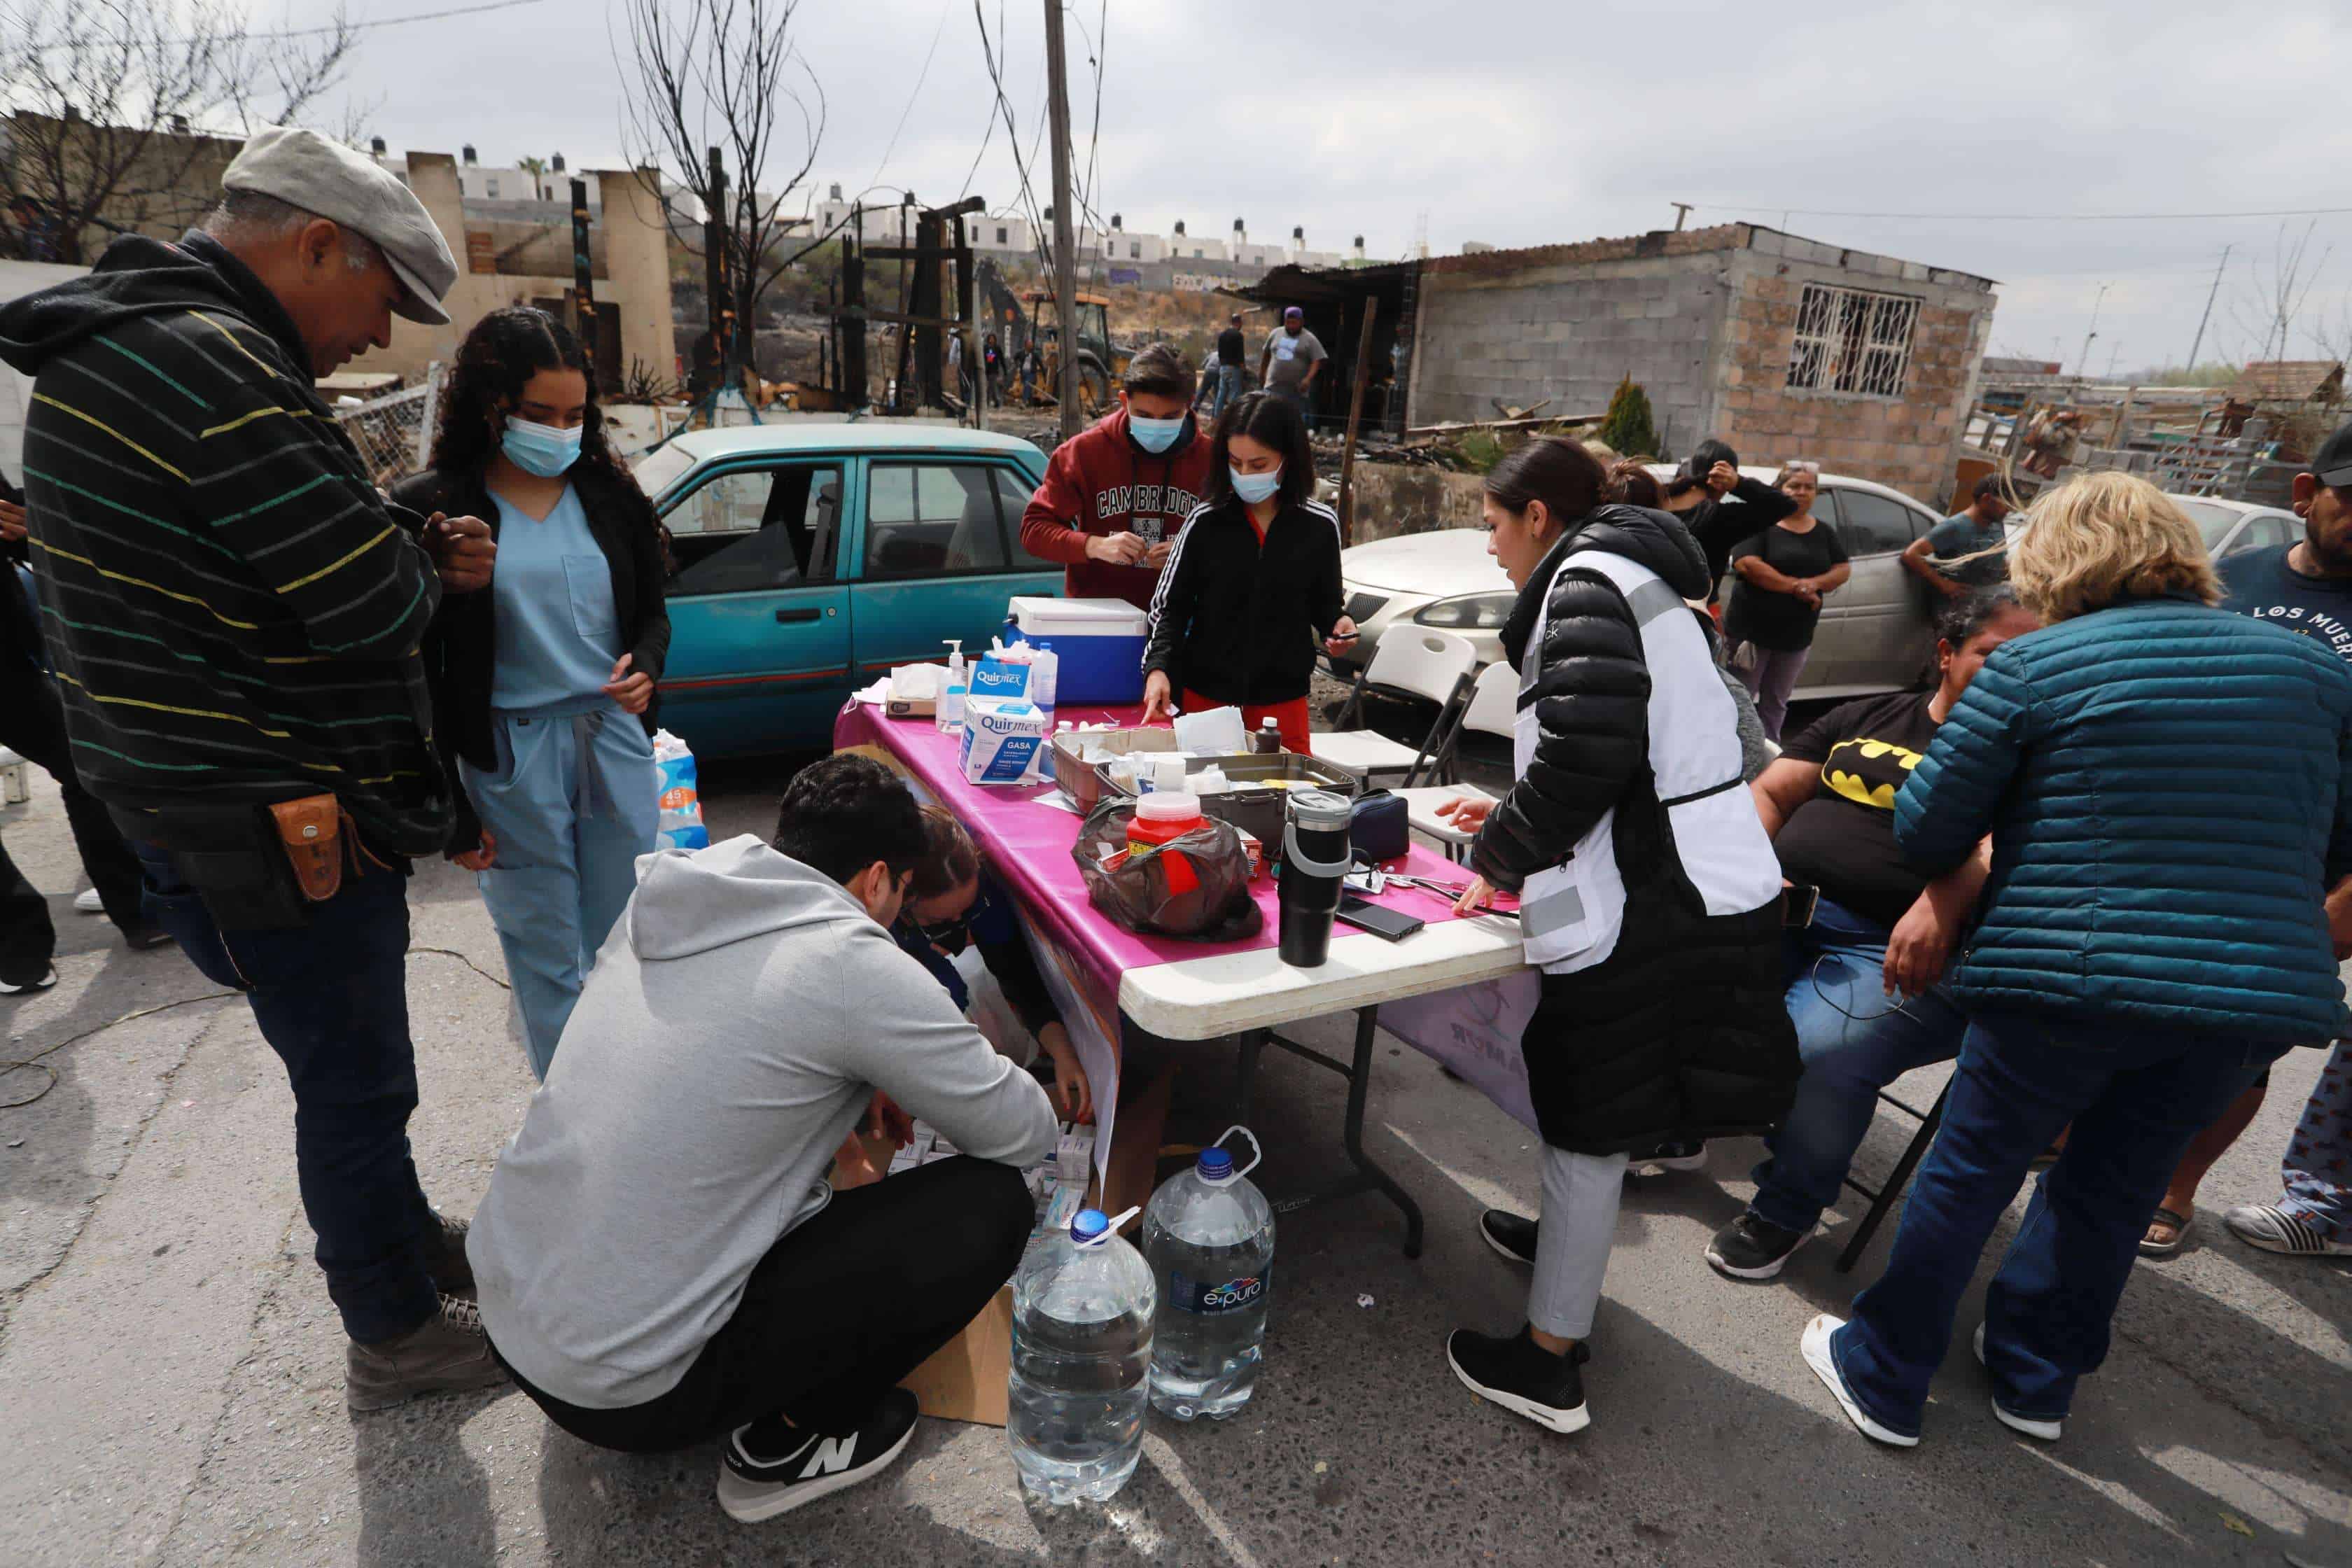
[{"xmin": 1183, "ymin": 691, "xmax": 1312, "ymax": 755}]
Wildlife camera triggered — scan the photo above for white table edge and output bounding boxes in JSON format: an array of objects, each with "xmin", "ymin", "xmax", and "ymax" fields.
[{"xmin": 1114, "ymin": 916, "xmax": 1529, "ymax": 1040}]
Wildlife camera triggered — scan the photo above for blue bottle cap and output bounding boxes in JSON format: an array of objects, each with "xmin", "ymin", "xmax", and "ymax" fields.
[
  {"xmin": 1070, "ymin": 1208, "xmax": 1110, "ymax": 1242},
  {"xmin": 1197, "ymin": 1147, "xmax": 1234, "ymax": 1180}
]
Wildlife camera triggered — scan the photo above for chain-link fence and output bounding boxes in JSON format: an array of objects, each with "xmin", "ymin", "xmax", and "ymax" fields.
[{"xmin": 333, "ymin": 365, "xmax": 441, "ymax": 488}]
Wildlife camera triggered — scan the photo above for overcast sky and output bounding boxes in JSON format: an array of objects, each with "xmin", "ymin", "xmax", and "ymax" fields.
[{"xmin": 316, "ymin": 0, "xmax": 2352, "ymax": 378}]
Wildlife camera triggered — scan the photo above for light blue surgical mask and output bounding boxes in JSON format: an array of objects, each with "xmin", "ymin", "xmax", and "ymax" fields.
[
  {"xmin": 1230, "ymin": 464, "xmax": 1282, "ymax": 505},
  {"xmin": 1129, "ymin": 414, "xmax": 1184, "ymax": 454},
  {"xmin": 502, "ymin": 416, "xmax": 583, "ymax": 477}
]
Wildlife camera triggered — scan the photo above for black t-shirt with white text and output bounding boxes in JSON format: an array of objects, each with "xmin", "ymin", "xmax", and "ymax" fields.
[
  {"xmin": 1772, "ymin": 690, "xmax": 1944, "ymax": 930},
  {"xmin": 2221, "ymin": 543, "xmax": 2352, "ymax": 664}
]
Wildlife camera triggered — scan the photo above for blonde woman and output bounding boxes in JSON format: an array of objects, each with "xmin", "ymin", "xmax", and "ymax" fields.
[{"xmin": 1802, "ymin": 471, "xmax": 2352, "ymax": 1449}]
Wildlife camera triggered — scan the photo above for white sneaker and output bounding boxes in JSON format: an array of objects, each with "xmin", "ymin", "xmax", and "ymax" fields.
[
  {"xmin": 73, "ymin": 888, "xmax": 104, "ymax": 914},
  {"xmin": 1800, "ymin": 1314, "xmax": 1917, "ymax": 1448},
  {"xmin": 1973, "ymin": 1323, "xmax": 2062, "ymax": 1440},
  {"xmin": 2225, "ymin": 1204, "xmax": 2352, "ymax": 1257}
]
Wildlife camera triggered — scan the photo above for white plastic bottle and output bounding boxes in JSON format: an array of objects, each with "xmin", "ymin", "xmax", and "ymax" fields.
[
  {"xmin": 938, "ymin": 639, "xmax": 967, "ymax": 733},
  {"xmin": 1141, "ymin": 1128, "xmax": 1274, "ymax": 1420},
  {"xmin": 1007, "ymin": 1207, "xmax": 1155, "ymax": 1504}
]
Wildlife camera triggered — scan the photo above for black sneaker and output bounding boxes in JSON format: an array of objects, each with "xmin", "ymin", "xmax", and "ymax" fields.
[
  {"xmin": 1446, "ymin": 1326, "xmax": 1590, "ymax": 1434},
  {"xmin": 1705, "ymin": 1212, "xmax": 1809, "ymax": 1280},
  {"xmin": 1479, "ymin": 1209, "xmax": 1538, "ymax": 1266},
  {"xmin": 717, "ymin": 1388, "xmax": 920, "ymax": 1523},
  {"xmin": 1632, "ymin": 1138, "xmax": 1707, "ymax": 1175}
]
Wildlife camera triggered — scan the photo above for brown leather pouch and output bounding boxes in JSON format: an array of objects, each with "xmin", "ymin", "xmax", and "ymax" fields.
[{"xmin": 269, "ymin": 794, "xmax": 344, "ymax": 903}]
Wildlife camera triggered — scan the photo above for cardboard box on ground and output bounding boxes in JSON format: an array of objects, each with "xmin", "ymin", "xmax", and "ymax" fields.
[{"xmin": 829, "ymin": 1066, "xmax": 1177, "ymax": 1427}]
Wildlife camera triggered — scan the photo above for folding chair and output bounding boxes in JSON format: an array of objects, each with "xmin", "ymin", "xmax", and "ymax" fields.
[
  {"xmin": 1834, "ymin": 1082, "xmax": 1948, "ymax": 1272},
  {"xmin": 1389, "ymin": 660, "xmax": 1517, "ymax": 861},
  {"xmin": 1312, "ymin": 626, "xmax": 1478, "ymax": 790}
]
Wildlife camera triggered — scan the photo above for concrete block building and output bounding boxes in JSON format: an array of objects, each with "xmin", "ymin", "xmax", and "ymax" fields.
[{"xmin": 1405, "ymin": 225, "xmax": 1996, "ymax": 505}]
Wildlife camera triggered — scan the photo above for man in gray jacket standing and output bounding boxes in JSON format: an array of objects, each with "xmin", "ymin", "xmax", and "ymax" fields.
[{"xmin": 468, "ymin": 755, "xmax": 1056, "ymax": 1523}]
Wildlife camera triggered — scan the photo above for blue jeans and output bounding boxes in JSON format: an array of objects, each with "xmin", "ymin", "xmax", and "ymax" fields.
[
  {"xmin": 135, "ymin": 840, "xmax": 442, "ymax": 1344},
  {"xmin": 1207, "ymin": 364, "xmax": 1245, "ymax": 420},
  {"xmin": 2279, "ymin": 1040, "xmax": 2351, "ymax": 1237},
  {"xmin": 1749, "ymin": 898, "xmax": 1968, "ymax": 1235},
  {"xmin": 1832, "ymin": 1008, "xmax": 2279, "ymax": 1436}
]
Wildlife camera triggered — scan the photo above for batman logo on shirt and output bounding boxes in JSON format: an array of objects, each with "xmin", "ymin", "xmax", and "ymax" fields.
[{"xmin": 1821, "ymin": 736, "xmax": 1924, "ymax": 811}]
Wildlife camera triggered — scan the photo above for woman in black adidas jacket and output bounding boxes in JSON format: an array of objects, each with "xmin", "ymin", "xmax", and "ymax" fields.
[{"xmin": 1140, "ymin": 391, "xmax": 1357, "ymax": 752}]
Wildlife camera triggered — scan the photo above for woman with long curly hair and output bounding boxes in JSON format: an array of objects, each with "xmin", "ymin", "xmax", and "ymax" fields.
[{"xmin": 394, "ymin": 307, "xmax": 669, "ymax": 1078}]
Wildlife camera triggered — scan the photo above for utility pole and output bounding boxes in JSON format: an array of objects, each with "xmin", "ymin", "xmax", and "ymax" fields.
[
  {"xmin": 1043, "ymin": 0, "xmax": 1081, "ymax": 441},
  {"xmin": 704, "ymin": 147, "xmax": 734, "ymax": 383},
  {"xmin": 2184, "ymin": 243, "xmax": 2232, "ymax": 374},
  {"xmin": 1670, "ymin": 202, "xmax": 1693, "ymax": 232},
  {"xmin": 2074, "ymin": 281, "xmax": 2109, "ymax": 380}
]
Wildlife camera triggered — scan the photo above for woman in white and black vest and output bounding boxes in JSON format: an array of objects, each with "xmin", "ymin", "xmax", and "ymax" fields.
[{"xmin": 1436, "ymin": 437, "xmax": 1799, "ymax": 1435}]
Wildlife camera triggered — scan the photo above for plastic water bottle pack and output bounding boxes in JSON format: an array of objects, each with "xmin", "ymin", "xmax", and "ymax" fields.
[
  {"xmin": 1007, "ymin": 1206, "xmax": 1156, "ymax": 1505},
  {"xmin": 1140, "ymin": 1126, "xmax": 1275, "ymax": 1421}
]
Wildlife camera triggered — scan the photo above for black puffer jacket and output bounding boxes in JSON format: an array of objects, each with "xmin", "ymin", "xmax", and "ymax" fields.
[{"xmin": 1473, "ymin": 503, "xmax": 1798, "ymax": 1156}]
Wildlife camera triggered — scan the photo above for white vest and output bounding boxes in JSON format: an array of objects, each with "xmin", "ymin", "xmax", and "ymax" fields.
[{"xmin": 1512, "ymin": 550, "xmax": 1784, "ymax": 974}]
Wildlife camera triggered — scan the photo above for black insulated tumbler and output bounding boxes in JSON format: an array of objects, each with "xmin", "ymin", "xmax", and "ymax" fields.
[{"xmin": 1278, "ymin": 788, "xmax": 1353, "ymax": 967}]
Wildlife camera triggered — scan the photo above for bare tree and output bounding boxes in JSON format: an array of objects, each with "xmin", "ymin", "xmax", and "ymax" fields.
[
  {"xmin": 617, "ymin": 0, "xmax": 826, "ymax": 372},
  {"xmin": 2229, "ymin": 219, "xmax": 2332, "ymax": 371},
  {"xmin": 0, "ymin": 0, "xmax": 357, "ymax": 265}
]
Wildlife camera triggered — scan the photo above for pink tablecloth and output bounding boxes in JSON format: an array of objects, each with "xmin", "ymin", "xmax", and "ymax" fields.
[{"xmin": 833, "ymin": 699, "xmax": 1506, "ymax": 1010}]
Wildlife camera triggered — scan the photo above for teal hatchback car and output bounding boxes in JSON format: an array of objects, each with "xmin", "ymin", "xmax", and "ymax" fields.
[{"xmin": 632, "ymin": 423, "xmax": 1060, "ymax": 757}]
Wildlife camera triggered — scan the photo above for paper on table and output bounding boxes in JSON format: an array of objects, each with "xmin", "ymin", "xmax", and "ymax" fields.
[
  {"xmin": 1172, "ymin": 704, "xmax": 1248, "ymax": 755},
  {"xmin": 1032, "ymin": 790, "xmax": 1085, "ymax": 816}
]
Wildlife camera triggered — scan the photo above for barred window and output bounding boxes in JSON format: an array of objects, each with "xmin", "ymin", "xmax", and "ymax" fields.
[{"xmin": 1787, "ymin": 284, "xmax": 1919, "ymax": 397}]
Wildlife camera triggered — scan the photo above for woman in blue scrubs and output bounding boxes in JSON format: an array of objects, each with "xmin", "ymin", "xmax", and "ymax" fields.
[{"xmin": 396, "ymin": 308, "xmax": 668, "ymax": 1078}]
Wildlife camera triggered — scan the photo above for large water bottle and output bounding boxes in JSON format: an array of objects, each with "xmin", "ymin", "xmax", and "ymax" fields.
[
  {"xmin": 1007, "ymin": 1207, "xmax": 1156, "ymax": 1505},
  {"xmin": 1141, "ymin": 1127, "xmax": 1275, "ymax": 1420}
]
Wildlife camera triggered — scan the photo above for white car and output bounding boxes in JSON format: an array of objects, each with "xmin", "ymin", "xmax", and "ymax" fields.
[
  {"xmin": 2167, "ymin": 494, "xmax": 2300, "ymax": 560},
  {"xmin": 1337, "ymin": 466, "xmax": 1947, "ymax": 700}
]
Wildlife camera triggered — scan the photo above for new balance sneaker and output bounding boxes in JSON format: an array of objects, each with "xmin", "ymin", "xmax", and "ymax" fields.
[
  {"xmin": 1800, "ymin": 1314, "xmax": 1917, "ymax": 1448},
  {"xmin": 2225, "ymin": 1204, "xmax": 2352, "ymax": 1257},
  {"xmin": 717, "ymin": 1388, "xmax": 920, "ymax": 1523},
  {"xmin": 73, "ymin": 888, "xmax": 103, "ymax": 914},
  {"xmin": 1973, "ymin": 1322, "xmax": 2062, "ymax": 1441},
  {"xmin": 1479, "ymin": 1209, "xmax": 1538, "ymax": 1266},
  {"xmin": 345, "ymin": 1294, "xmax": 508, "ymax": 1412},
  {"xmin": 425, "ymin": 1210, "xmax": 473, "ymax": 1294},
  {"xmin": 1446, "ymin": 1326, "xmax": 1590, "ymax": 1434},
  {"xmin": 1705, "ymin": 1212, "xmax": 1809, "ymax": 1280},
  {"xmin": 0, "ymin": 967, "xmax": 56, "ymax": 995}
]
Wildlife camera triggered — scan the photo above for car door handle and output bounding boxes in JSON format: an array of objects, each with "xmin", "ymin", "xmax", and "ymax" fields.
[{"xmin": 774, "ymin": 607, "xmax": 821, "ymax": 624}]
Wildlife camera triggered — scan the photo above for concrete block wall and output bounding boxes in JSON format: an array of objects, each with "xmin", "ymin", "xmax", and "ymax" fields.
[
  {"xmin": 1705, "ymin": 249, "xmax": 1994, "ymax": 507},
  {"xmin": 1407, "ymin": 252, "xmax": 1730, "ymax": 455}
]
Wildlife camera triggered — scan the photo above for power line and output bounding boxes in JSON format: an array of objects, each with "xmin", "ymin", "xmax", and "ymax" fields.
[
  {"xmin": 18, "ymin": 0, "xmax": 551, "ymax": 50},
  {"xmin": 870, "ymin": 0, "xmax": 951, "ymax": 190},
  {"xmin": 1706, "ymin": 200, "xmax": 2352, "ymax": 223}
]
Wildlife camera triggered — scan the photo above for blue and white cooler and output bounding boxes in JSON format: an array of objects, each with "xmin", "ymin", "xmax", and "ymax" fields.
[{"xmin": 1003, "ymin": 596, "xmax": 1150, "ymax": 704}]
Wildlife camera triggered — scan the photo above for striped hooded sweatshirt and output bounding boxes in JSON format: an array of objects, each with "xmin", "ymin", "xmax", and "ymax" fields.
[{"xmin": 0, "ymin": 232, "xmax": 450, "ymax": 856}]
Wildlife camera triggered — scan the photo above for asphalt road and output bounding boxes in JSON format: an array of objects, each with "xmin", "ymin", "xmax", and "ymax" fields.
[{"xmin": 1, "ymin": 732, "xmax": 2347, "ymax": 1568}]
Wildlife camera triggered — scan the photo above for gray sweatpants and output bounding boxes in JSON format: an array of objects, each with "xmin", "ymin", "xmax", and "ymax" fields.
[{"xmin": 1527, "ymin": 1144, "xmax": 1631, "ymax": 1340}]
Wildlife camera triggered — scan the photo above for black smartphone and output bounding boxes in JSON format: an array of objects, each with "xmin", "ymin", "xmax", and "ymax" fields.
[
  {"xmin": 1336, "ymin": 895, "xmax": 1424, "ymax": 941},
  {"xmin": 1783, "ymin": 883, "xmax": 1821, "ymax": 928}
]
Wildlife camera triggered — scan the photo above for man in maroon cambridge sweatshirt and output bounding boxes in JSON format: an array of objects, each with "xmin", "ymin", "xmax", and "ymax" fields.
[{"xmin": 1018, "ymin": 344, "xmax": 1214, "ymax": 611}]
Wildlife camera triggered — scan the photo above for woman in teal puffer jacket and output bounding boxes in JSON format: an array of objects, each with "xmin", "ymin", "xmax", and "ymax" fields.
[{"xmin": 1801, "ymin": 471, "xmax": 2352, "ymax": 1450}]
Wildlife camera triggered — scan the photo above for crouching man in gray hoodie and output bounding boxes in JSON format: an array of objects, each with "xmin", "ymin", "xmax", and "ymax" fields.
[{"xmin": 467, "ymin": 755, "xmax": 1057, "ymax": 1523}]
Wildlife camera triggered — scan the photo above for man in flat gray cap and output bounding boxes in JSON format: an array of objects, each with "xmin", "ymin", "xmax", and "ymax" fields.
[{"xmin": 0, "ymin": 126, "xmax": 505, "ymax": 1410}]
